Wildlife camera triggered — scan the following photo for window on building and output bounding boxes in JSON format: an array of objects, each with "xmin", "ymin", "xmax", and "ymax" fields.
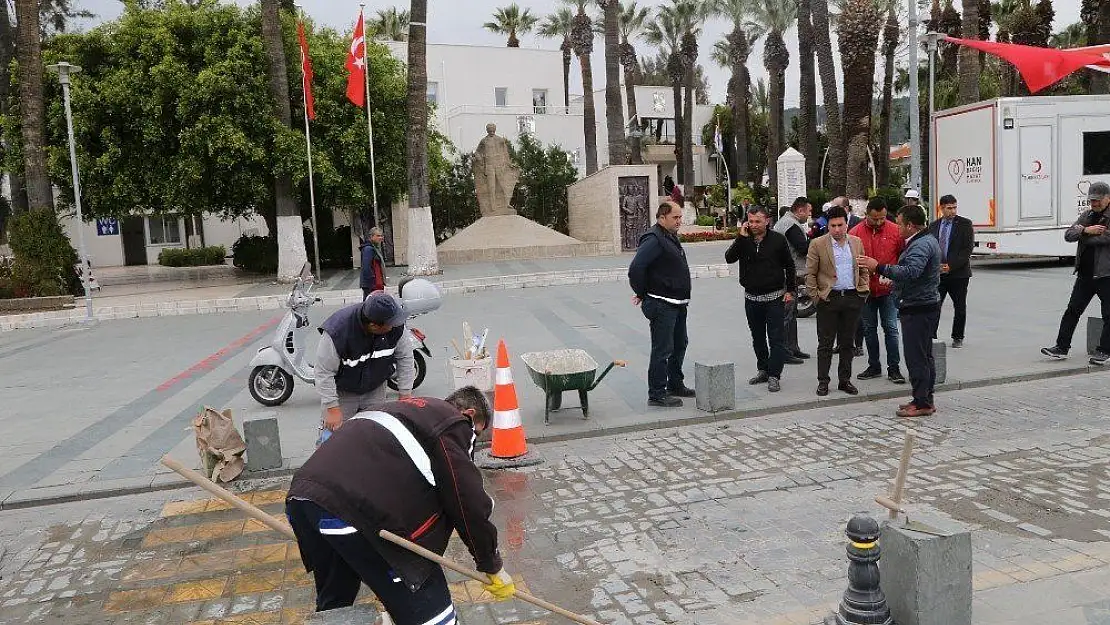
[
  {"xmin": 426, "ymin": 82, "xmax": 438, "ymax": 107},
  {"xmin": 147, "ymin": 216, "xmax": 182, "ymax": 245},
  {"xmin": 495, "ymin": 87, "xmax": 508, "ymax": 107},
  {"xmin": 532, "ymin": 89, "xmax": 548, "ymax": 114},
  {"xmin": 1084, "ymin": 131, "xmax": 1110, "ymax": 175}
]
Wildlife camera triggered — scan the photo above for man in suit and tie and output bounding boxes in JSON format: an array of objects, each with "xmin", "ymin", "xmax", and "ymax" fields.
[
  {"xmin": 928, "ymin": 195, "xmax": 975, "ymax": 348},
  {"xmin": 806, "ymin": 205, "xmax": 870, "ymax": 397}
]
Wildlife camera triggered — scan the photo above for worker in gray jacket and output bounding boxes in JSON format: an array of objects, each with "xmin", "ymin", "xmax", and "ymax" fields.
[{"xmin": 316, "ymin": 292, "xmax": 416, "ymax": 437}]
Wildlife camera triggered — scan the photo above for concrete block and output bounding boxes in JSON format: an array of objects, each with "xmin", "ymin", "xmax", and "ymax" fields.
[
  {"xmin": 243, "ymin": 418, "xmax": 283, "ymax": 471},
  {"xmin": 932, "ymin": 340, "xmax": 947, "ymax": 385},
  {"xmin": 879, "ymin": 521, "xmax": 972, "ymax": 625},
  {"xmin": 695, "ymin": 361, "xmax": 735, "ymax": 412},
  {"xmin": 1088, "ymin": 316, "xmax": 1103, "ymax": 355},
  {"xmin": 304, "ymin": 604, "xmax": 381, "ymax": 624}
]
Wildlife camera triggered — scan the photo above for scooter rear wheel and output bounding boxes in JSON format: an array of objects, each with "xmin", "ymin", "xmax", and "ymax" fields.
[
  {"xmin": 388, "ymin": 351, "xmax": 427, "ymax": 392},
  {"xmin": 249, "ymin": 365, "xmax": 295, "ymax": 406}
]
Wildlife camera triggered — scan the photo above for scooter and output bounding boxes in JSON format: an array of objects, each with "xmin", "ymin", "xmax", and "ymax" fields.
[{"xmin": 247, "ymin": 265, "xmax": 440, "ymax": 407}]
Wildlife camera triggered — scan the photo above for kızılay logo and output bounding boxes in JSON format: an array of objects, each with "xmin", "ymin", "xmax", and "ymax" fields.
[{"xmin": 1021, "ymin": 159, "xmax": 1049, "ymax": 181}]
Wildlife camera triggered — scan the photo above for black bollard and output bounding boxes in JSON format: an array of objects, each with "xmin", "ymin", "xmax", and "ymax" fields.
[{"xmin": 826, "ymin": 514, "xmax": 893, "ymax": 625}]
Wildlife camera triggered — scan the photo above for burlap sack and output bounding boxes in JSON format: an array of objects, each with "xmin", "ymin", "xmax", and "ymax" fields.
[{"xmin": 192, "ymin": 407, "xmax": 246, "ymax": 482}]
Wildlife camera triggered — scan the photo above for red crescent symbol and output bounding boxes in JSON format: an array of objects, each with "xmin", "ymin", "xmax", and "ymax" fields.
[{"xmin": 1032, "ymin": 160, "xmax": 1042, "ymax": 173}]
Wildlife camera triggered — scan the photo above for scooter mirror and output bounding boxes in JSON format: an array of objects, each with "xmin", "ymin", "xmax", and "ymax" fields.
[{"xmin": 398, "ymin": 278, "xmax": 442, "ymax": 317}]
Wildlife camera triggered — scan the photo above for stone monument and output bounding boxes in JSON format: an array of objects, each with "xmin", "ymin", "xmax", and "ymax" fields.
[
  {"xmin": 473, "ymin": 124, "xmax": 521, "ymax": 217},
  {"xmin": 777, "ymin": 147, "xmax": 807, "ymax": 207}
]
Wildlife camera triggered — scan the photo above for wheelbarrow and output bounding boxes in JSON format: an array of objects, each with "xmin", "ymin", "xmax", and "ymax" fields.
[{"xmin": 520, "ymin": 349, "xmax": 627, "ymax": 424}]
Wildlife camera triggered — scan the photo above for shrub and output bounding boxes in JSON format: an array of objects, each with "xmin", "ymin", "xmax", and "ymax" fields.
[
  {"xmin": 0, "ymin": 255, "xmax": 13, "ymax": 299},
  {"xmin": 680, "ymin": 229, "xmax": 737, "ymax": 243},
  {"xmin": 807, "ymin": 188, "xmax": 833, "ymax": 210},
  {"xmin": 7, "ymin": 208, "xmax": 80, "ymax": 297},
  {"xmin": 158, "ymin": 245, "xmax": 227, "ymax": 267},
  {"xmin": 695, "ymin": 215, "xmax": 716, "ymax": 227},
  {"xmin": 232, "ymin": 235, "xmax": 278, "ymax": 274}
]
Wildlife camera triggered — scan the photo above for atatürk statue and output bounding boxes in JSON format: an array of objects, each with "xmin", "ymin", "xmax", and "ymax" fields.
[{"xmin": 473, "ymin": 123, "xmax": 520, "ymax": 217}]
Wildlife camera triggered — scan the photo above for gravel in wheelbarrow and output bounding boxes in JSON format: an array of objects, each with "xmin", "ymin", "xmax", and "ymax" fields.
[{"xmin": 519, "ymin": 349, "xmax": 626, "ymax": 424}]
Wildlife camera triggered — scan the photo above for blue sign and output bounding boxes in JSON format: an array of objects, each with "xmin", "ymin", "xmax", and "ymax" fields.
[{"xmin": 96, "ymin": 218, "xmax": 119, "ymax": 236}]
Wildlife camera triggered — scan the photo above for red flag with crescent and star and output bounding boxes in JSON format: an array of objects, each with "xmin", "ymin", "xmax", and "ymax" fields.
[
  {"xmin": 346, "ymin": 10, "xmax": 367, "ymax": 107},
  {"xmin": 943, "ymin": 36, "xmax": 1109, "ymax": 93},
  {"xmin": 297, "ymin": 21, "xmax": 315, "ymax": 120}
]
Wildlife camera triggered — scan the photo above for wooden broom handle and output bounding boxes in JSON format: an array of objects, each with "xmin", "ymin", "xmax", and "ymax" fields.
[{"xmin": 159, "ymin": 456, "xmax": 605, "ymax": 625}]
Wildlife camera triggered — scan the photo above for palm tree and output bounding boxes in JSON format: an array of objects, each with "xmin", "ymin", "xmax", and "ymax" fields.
[
  {"xmin": 811, "ymin": 0, "xmax": 845, "ymax": 195},
  {"xmin": 877, "ymin": 4, "xmax": 899, "ymax": 188},
  {"xmin": 260, "ymin": 0, "xmax": 307, "ymax": 281},
  {"xmin": 958, "ymin": 0, "xmax": 980, "ymax": 103},
  {"xmin": 796, "ymin": 0, "xmax": 819, "ymax": 186},
  {"xmin": 484, "ymin": 3, "xmax": 539, "ymax": 47},
  {"xmin": 539, "ymin": 8, "xmax": 575, "ymax": 114},
  {"xmin": 837, "ymin": 0, "xmax": 882, "ymax": 201},
  {"xmin": 713, "ymin": 0, "xmax": 762, "ymax": 188},
  {"xmin": 678, "ymin": 1, "xmax": 707, "ymax": 193},
  {"xmin": 599, "ymin": 0, "xmax": 628, "ymax": 166},
  {"xmin": 407, "ymin": 0, "xmax": 439, "ymax": 275},
  {"xmin": 1049, "ymin": 21, "xmax": 1086, "ymax": 48},
  {"xmin": 752, "ymin": 77, "xmax": 769, "ymax": 117},
  {"xmin": 370, "ymin": 7, "xmax": 410, "ymax": 41},
  {"xmin": 619, "ymin": 2, "xmax": 651, "ymax": 164},
  {"xmin": 13, "ymin": 0, "xmax": 51, "ymax": 215},
  {"xmin": 750, "ymin": 0, "xmax": 796, "ymax": 199},
  {"xmin": 645, "ymin": 3, "xmax": 687, "ymax": 184},
  {"xmin": 564, "ymin": 0, "xmax": 599, "ymax": 174}
]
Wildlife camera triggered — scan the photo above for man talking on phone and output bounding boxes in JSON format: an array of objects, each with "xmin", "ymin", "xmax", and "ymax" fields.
[{"xmin": 726, "ymin": 206, "xmax": 797, "ymax": 393}]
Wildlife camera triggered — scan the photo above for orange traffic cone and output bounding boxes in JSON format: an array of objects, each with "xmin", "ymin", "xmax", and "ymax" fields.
[{"xmin": 491, "ymin": 340, "xmax": 528, "ymax": 459}]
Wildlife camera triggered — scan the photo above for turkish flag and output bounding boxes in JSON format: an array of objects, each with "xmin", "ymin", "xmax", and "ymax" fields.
[
  {"xmin": 1069, "ymin": 43, "xmax": 1110, "ymax": 74},
  {"xmin": 346, "ymin": 10, "xmax": 367, "ymax": 107},
  {"xmin": 297, "ymin": 21, "xmax": 315, "ymax": 120},
  {"xmin": 944, "ymin": 36, "xmax": 1109, "ymax": 93}
]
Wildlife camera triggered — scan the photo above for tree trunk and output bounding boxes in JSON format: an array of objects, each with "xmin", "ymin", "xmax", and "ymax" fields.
[
  {"xmin": 261, "ymin": 0, "xmax": 307, "ymax": 281},
  {"xmin": 839, "ymin": 0, "xmax": 881, "ymax": 201},
  {"xmin": 14, "ymin": 0, "xmax": 52, "ymax": 214},
  {"xmin": 797, "ymin": 0, "xmax": 819, "ymax": 190},
  {"xmin": 0, "ymin": 0, "xmax": 26, "ymax": 215},
  {"xmin": 579, "ymin": 52, "xmax": 599, "ymax": 175},
  {"xmin": 765, "ymin": 32, "xmax": 788, "ymax": 201},
  {"xmin": 562, "ymin": 43, "xmax": 572, "ymax": 113},
  {"xmin": 672, "ymin": 77, "xmax": 684, "ymax": 185},
  {"xmin": 812, "ymin": 0, "xmax": 845, "ymax": 195},
  {"xmin": 621, "ymin": 42, "xmax": 642, "ymax": 164},
  {"xmin": 603, "ymin": 1, "xmax": 626, "ymax": 166},
  {"xmin": 728, "ymin": 27, "xmax": 751, "ymax": 189},
  {"xmin": 877, "ymin": 8, "xmax": 899, "ymax": 188},
  {"xmin": 406, "ymin": 0, "xmax": 439, "ymax": 275},
  {"xmin": 958, "ymin": 0, "xmax": 980, "ymax": 104},
  {"xmin": 683, "ymin": 69, "xmax": 695, "ymax": 191}
]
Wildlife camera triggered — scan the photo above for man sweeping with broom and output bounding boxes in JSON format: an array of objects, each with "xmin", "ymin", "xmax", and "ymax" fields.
[{"xmin": 285, "ymin": 386, "xmax": 515, "ymax": 624}]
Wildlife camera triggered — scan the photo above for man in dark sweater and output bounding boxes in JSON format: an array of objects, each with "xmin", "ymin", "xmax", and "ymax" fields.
[
  {"xmin": 726, "ymin": 205, "xmax": 797, "ymax": 393},
  {"xmin": 629, "ymin": 200, "xmax": 695, "ymax": 407},
  {"xmin": 286, "ymin": 387, "xmax": 514, "ymax": 622}
]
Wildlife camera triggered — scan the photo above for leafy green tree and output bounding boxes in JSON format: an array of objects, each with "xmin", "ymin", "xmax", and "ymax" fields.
[{"xmin": 511, "ymin": 133, "xmax": 578, "ymax": 233}]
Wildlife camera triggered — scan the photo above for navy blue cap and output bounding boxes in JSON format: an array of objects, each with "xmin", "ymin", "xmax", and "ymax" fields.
[{"xmin": 360, "ymin": 291, "xmax": 407, "ymax": 327}]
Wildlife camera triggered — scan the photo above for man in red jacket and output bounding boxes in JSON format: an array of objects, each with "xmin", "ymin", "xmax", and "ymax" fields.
[
  {"xmin": 850, "ymin": 198, "xmax": 907, "ymax": 384},
  {"xmin": 285, "ymin": 387, "xmax": 514, "ymax": 623}
]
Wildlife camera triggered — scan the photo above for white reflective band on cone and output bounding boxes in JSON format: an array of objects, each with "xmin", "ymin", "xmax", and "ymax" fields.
[
  {"xmin": 495, "ymin": 367, "xmax": 513, "ymax": 386},
  {"xmin": 493, "ymin": 408, "xmax": 522, "ymax": 429}
]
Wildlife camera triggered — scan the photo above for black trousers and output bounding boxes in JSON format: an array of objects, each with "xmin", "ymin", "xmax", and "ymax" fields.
[
  {"xmin": 641, "ymin": 297, "xmax": 689, "ymax": 399},
  {"xmin": 901, "ymin": 306, "xmax": 941, "ymax": 409},
  {"xmin": 816, "ymin": 291, "xmax": 866, "ymax": 384},
  {"xmin": 286, "ymin": 499, "xmax": 454, "ymax": 625},
  {"xmin": 937, "ymin": 276, "xmax": 970, "ymax": 341},
  {"xmin": 745, "ymin": 297, "xmax": 787, "ymax": 377},
  {"xmin": 1054, "ymin": 275, "xmax": 1110, "ymax": 354}
]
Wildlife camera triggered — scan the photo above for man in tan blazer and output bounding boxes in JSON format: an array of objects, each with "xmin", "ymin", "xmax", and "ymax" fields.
[{"xmin": 806, "ymin": 205, "xmax": 870, "ymax": 397}]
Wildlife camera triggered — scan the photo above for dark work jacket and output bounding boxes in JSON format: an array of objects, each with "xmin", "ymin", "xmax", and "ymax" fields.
[
  {"xmin": 1066, "ymin": 209, "xmax": 1110, "ymax": 279},
  {"xmin": 725, "ymin": 230, "xmax": 797, "ymax": 295},
  {"xmin": 288, "ymin": 398, "xmax": 502, "ymax": 590},
  {"xmin": 319, "ymin": 304, "xmax": 403, "ymax": 394},
  {"xmin": 359, "ymin": 242, "xmax": 385, "ymax": 291},
  {"xmin": 628, "ymin": 224, "xmax": 692, "ymax": 303},
  {"xmin": 928, "ymin": 215, "xmax": 974, "ymax": 280}
]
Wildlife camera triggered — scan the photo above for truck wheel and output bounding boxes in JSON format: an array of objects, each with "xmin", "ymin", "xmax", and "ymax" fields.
[
  {"xmin": 249, "ymin": 366, "xmax": 295, "ymax": 406},
  {"xmin": 388, "ymin": 352, "xmax": 427, "ymax": 392}
]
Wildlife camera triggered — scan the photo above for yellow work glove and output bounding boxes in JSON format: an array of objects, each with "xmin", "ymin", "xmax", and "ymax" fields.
[{"xmin": 482, "ymin": 569, "xmax": 516, "ymax": 601}]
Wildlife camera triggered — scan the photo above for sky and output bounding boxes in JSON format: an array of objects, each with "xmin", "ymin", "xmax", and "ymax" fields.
[{"xmin": 78, "ymin": 0, "xmax": 1083, "ymax": 108}]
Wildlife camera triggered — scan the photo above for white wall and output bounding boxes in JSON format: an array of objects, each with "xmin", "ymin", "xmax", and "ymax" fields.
[
  {"xmin": 202, "ymin": 214, "xmax": 269, "ymax": 252},
  {"xmin": 62, "ymin": 217, "xmax": 124, "ymax": 268}
]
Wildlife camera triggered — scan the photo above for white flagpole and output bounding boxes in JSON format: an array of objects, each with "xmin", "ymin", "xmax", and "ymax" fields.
[
  {"xmin": 301, "ymin": 39, "xmax": 322, "ymax": 280},
  {"xmin": 361, "ymin": 4, "xmax": 381, "ymax": 231}
]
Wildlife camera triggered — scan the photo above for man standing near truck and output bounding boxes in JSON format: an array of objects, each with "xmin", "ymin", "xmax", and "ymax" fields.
[
  {"xmin": 1042, "ymin": 181, "xmax": 1110, "ymax": 365},
  {"xmin": 929, "ymin": 195, "xmax": 975, "ymax": 348}
]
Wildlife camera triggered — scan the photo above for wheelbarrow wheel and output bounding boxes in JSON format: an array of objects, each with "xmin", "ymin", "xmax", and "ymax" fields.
[{"xmin": 579, "ymin": 389, "xmax": 589, "ymax": 419}]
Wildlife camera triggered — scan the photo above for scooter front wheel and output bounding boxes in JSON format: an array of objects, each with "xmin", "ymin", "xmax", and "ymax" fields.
[
  {"xmin": 388, "ymin": 351, "xmax": 427, "ymax": 392},
  {"xmin": 249, "ymin": 365, "xmax": 295, "ymax": 406}
]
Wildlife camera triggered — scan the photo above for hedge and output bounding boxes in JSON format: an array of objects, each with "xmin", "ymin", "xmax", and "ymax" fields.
[
  {"xmin": 157, "ymin": 246, "xmax": 227, "ymax": 267},
  {"xmin": 680, "ymin": 229, "xmax": 737, "ymax": 243}
]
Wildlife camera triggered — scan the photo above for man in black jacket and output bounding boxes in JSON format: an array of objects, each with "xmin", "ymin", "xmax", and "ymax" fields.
[
  {"xmin": 629, "ymin": 200, "xmax": 695, "ymax": 407},
  {"xmin": 286, "ymin": 387, "xmax": 514, "ymax": 623},
  {"xmin": 726, "ymin": 206, "xmax": 797, "ymax": 393},
  {"xmin": 928, "ymin": 194, "xmax": 975, "ymax": 348}
]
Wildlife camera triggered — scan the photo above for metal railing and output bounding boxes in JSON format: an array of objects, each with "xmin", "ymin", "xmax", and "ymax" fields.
[{"xmin": 446, "ymin": 104, "xmax": 585, "ymax": 118}]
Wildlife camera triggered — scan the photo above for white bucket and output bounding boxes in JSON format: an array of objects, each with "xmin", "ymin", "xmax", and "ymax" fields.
[{"xmin": 447, "ymin": 357, "xmax": 494, "ymax": 392}]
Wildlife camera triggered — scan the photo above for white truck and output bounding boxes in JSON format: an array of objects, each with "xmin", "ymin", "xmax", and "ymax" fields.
[{"xmin": 931, "ymin": 95, "xmax": 1110, "ymax": 258}]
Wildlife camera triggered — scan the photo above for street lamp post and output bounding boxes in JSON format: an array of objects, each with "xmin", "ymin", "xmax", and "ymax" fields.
[
  {"xmin": 48, "ymin": 61, "xmax": 92, "ymax": 323},
  {"xmin": 923, "ymin": 32, "xmax": 944, "ymax": 213}
]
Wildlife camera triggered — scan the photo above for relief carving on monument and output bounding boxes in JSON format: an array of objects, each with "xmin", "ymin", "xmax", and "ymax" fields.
[
  {"xmin": 472, "ymin": 123, "xmax": 521, "ymax": 217},
  {"xmin": 618, "ymin": 176, "xmax": 651, "ymax": 252}
]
